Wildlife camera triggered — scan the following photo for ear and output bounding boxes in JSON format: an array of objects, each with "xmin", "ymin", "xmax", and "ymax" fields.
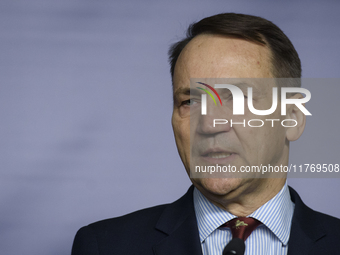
[{"xmin": 285, "ymin": 93, "xmax": 306, "ymax": 141}]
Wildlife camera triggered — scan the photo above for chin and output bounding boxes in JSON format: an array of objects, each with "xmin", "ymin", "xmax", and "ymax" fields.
[{"xmin": 192, "ymin": 177, "xmax": 243, "ymax": 197}]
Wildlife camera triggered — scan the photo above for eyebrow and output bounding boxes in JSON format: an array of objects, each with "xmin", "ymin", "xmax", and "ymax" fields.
[
  {"xmin": 173, "ymin": 81, "xmax": 265, "ymax": 103},
  {"xmin": 173, "ymin": 87, "xmax": 202, "ymax": 100},
  {"xmin": 173, "ymin": 87, "xmax": 190, "ymax": 97}
]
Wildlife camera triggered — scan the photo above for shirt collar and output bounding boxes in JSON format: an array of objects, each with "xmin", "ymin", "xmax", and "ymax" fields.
[{"xmin": 193, "ymin": 182, "xmax": 294, "ymax": 245}]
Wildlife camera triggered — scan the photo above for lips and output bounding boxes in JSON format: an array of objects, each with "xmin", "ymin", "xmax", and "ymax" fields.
[
  {"xmin": 201, "ymin": 148, "xmax": 234, "ymax": 158},
  {"xmin": 198, "ymin": 149, "xmax": 236, "ymax": 164},
  {"xmin": 204, "ymin": 152, "xmax": 232, "ymax": 158}
]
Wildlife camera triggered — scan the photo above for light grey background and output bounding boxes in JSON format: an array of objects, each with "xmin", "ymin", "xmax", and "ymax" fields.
[{"xmin": 1, "ymin": 0, "xmax": 339, "ymax": 254}]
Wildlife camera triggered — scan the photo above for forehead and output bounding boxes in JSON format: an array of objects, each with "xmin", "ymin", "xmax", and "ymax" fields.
[{"xmin": 173, "ymin": 34, "xmax": 273, "ymax": 91}]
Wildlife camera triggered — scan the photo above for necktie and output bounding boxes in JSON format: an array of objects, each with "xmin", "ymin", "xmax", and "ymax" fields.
[{"xmin": 223, "ymin": 217, "xmax": 261, "ymax": 241}]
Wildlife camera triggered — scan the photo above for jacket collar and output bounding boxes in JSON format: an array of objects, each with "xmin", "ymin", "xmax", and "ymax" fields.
[
  {"xmin": 153, "ymin": 186, "xmax": 203, "ymax": 255},
  {"xmin": 288, "ymin": 186, "xmax": 326, "ymax": 255}
]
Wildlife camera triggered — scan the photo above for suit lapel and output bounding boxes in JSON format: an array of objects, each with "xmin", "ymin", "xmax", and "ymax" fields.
[
  {"xmin": 153, "ymin": 186, "xmax": 203, "ymax": 255},
  {"xmin": 287, "ymin": 187, "xmax": 326, "ymax": 255}
]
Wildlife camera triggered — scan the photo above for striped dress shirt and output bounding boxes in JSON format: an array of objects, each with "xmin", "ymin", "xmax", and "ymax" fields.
[{"xmin": 193, "ymin": 182, "xmax": 294, "ymax": 255}]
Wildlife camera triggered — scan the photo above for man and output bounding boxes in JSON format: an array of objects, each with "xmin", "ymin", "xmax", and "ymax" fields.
[{"xmin": 71, "ymin": 13, "xmax": 340, "ymax": 255}]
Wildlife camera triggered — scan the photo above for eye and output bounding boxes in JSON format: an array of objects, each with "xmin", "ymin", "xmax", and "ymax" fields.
[{"xmin": 181, "ymin": 99, "xmax": 196, "ymax": 106}]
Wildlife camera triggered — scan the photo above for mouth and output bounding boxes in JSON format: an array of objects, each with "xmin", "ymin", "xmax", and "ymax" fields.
[
  {"xmin": 200, "ymin": 147, "xmax": 236, "ymax": 160},
  {"xmin": 198, "ymin": 150, "xmax": 236, "ymax": 164},
  {"xmin": 204, "ymin": 152, "xmax": 232, "ymax": 159}
]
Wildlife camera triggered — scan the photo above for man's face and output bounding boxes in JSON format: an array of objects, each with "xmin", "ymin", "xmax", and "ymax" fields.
[{"xmin": 172, "ymin": 34, "xmax": 290, "ymax": 202}]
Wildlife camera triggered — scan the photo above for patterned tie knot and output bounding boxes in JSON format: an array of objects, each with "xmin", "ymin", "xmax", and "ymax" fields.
[
  {"xmin": 223, "ymin": 217, "xmax": 261, "ymax": 241},
  {"xmin": 233, "ymin": 219, "xmax": 248, "ymax": 229}
]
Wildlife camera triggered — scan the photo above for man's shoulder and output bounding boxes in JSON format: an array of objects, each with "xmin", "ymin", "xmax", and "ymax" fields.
[
  {"xmin": 289, "ymin": 185, "xmax": 340, "ymax": 224},
  {"xmin": 72, "ymin": 204, "xmax": 170, "ymax": 255},
  {"xmin": 72, "ymin": 186, "xmax": 196, "ymax": 255},
  {"xmin": 301, "ymin": 199, "xmax": 340, "ymax": 234},
  {"xmin": 309, "ymin": 205, "xmax": 340, "ymax": 225},
  {"xmin": 85, "ymin": 186, "xmax": 195, "ymax": 232},
  {"xmin": 85, "ymin": 203, "xmax": 169, "ymax": 233},
  {"xmin": 288, "ymin": 186, "xmax": 340, "ymax": 254}
]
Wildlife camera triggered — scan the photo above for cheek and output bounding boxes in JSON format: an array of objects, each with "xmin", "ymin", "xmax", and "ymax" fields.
[
  {"xmin": 234, "ymin": 122, "xmax": 285, "ymax": 163},
  {"xmin": 173, "ymin": 119, "xmax": 190, "ymax": 146},
  {"xmin": 255, "ymin": 125, "xmax": 287, "ymax": 163},
  {"xmin": 172, "ymin": 115, "xmax": 191, "ymax": 160}
]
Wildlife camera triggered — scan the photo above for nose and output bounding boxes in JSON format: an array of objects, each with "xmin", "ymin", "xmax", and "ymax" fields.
[{"xmin": 196, "ymin": 97, "xmax": 232, "ymax": 135}]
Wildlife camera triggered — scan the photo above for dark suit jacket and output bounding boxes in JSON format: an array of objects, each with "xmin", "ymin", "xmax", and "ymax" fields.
[{"xmin": 71, "ymin": 186, "xmax": 340, "ymax": 255}]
